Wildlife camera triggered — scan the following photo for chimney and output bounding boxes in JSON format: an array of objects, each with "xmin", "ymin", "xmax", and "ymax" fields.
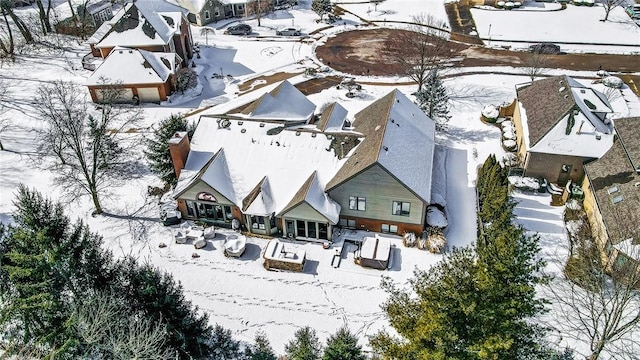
[{"xmin": 168, "ymin": 131, "xmax": 190, "ymax": 179}]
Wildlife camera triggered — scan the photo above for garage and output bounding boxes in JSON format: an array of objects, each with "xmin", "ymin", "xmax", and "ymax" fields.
[
  {"xmin": 137, "ymin": 87, "xmax": 161, "ymax": 103},
  {"xmin": 94, "ymin": 87, "xmax": 134, "ymax": 103}
]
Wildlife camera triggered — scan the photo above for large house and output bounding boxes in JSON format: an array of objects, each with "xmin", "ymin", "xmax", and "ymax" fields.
[
  {"xmin": 169, "ymin": 81, "xmax": 437, "ymax": 240},
  {"xmin": 582, "ymin": 117, "xmax": 640, "ymax": 269},
  {"xmin": 84, "ymin": 0, "xmax": 194, "ymax": 103},
  {"xmin": 510, "ymin": 75, "xmax": 615, "ymax": 185},
  {"xmin": 173, "ymin": 0, "xmax": 278, "ymax": 26}
]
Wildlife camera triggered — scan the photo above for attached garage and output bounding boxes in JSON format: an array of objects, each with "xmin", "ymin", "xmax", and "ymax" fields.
[
  {"xmin": 94, "ymin": 87, "xmax": 134, "ymax": 103},
  {"xmin": 137, "ymin": 87, "xmax": 161, "ymax": 103}
]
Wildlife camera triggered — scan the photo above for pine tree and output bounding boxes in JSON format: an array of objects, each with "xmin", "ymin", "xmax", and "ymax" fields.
[
  {"xmin": 246, "ymin": 331, "xmax": 277, "ymax": 360},
  {"xmin": 311, "ymin": 0, "xmax": 332, "ymax": 21},
  {"xmin": 113, "ymin": 258, "xmax": 214, "ymax": 359},
  {"xmin": 0, "ymin": 185, "xmax": 115, "ymax": 356},
  {"xmin": 144, "ymin": 114, "xmax": 196, "ymax": 186},
  {"xmin": 207, "ymin": 324, "xmax": 242, "ymax": 360},
  {"xmin": 415, "ymin": 68, "xmax": 451, "ymax": 131},
  {"xmin": 323, "ymin": 327, "xmax": 365, "ymax": 360},
  {"xmin": 285, "ymin": 327, "xmax": 322, "ymax": 360}
]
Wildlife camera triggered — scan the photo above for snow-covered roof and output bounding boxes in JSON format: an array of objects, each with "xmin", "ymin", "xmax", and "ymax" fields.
[
  {"xmin": 96, "ymin": 2, "xmax": 184, "ymax": 49},
  {"xmin": 517, "ymin": 75, "xmax": 615, "ymax": 156},
  {"xmin": 86, "ymin": 47, "xmax": 177, "ymax": 86},
  {"xmin": 234, "ymin": 81, "xmax": 316, "ymax": 123},
  {"xmin": 279, "ymin": 171, "xmax": 341, "ymax": 223},
  {"xmin": 174, "ymin": 118, "xmax": 346, "ymax": 217},
  {"xmin": 317, "ymin": 102, "xmax": 349, "ymax": 133},
  {"xmin": 328, "ymin": 90, "xmax": 435, "ymax": 203}
]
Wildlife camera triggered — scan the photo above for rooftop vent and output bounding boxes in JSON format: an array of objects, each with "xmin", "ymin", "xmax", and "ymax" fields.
[
  {"xmin": 260, "ymin": 123, "xmax": 265, "ymax": 127},
  {"xmin": 596, "ymin": 133, "xmax": 602, "ymax": 140},
  {"xmin": 559, "ymin": 87, "xmax": 566, "ymax": 93},
  {"xmin": 580, "ymin": 89, "xmax": 586, "ymax": 93},
  {"xmin": 391, "ymin": 119, "xmax": 395, "ymax": 123},
  {"xmin": 383, "ymin": 146, "xmax": 388, "ymax": 151},
  {"xmin": 611, "ymin": 194, "xmax": 624, "ymax": 205},
  {"xmin": 219, "ymin": 119, "xmax": 231, "ymax": 128},
  {"xmin": 375, "ymin": 125, "xmax": 381, "ymax": 131},
  {"xmin": 564, "ymin": 95, "xmax": 569, "ymax": 99},
  {"xmin": 296, "ymin": 131, "xmax": 301, "ymax": 136},
  {"xmin": 238, "ymin": 121, "xmax": 243, "ymax": 125},
  {"xmin": 634, "ymin": 182, "xmax": 640, "ymax": 188},
  {"xmin": 241, "ymin": 128, "xmax": 246, "ymax": 133},
  {"xmin": 311, "ymin": 133, "xmax": 316, "ymax": 137}
]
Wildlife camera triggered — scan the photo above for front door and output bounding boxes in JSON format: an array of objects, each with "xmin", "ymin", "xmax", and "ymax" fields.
[{"xmin": 285, "ymin": 220, "xmax": 295, "ymax": 238}]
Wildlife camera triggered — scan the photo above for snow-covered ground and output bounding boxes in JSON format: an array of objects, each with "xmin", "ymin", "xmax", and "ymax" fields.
[{"xmin": 1, "ymin": 0, "xmax": 640, "ymax": 356}]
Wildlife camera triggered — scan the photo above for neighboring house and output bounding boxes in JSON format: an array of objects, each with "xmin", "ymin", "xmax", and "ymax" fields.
[
  {"xmin": 85, "ymin": 0, "xmax": 114, "ymax": 26},
  {"xmin": 87, "ymin": 0, "xmax": 193, "ymax": 67},
  {"xmin": 582, "ymin": 117, "xmax": 640, "ymax": 269},
  {"xmin": 169, "ymin": 81, "xmax": 436, "ymax": 240},
  {"xmin": 86, "ymin": 47, "xmax": 180, "ymax": 103},
  {"xmin": 173, "ymin": 0, "xmax": 274, "ymax": 25},
  {"xmin": 511, "ymin": 75, "xmax": 615, "ymax": 185}
]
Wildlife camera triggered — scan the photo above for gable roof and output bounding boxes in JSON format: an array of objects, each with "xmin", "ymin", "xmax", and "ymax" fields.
[
  {"xmin": 174, "ymin": 149, "xmax": 238, "ymax": 204},
  {"xmin": 278, "ymin": 171, "xmax": 341, "ymax": 223},
  {"xmin": 95, "ymin": 1, "xmax": 184, "ymax": 49},
  {"xmin": 316, "ymin": 102, "xmax": 349, "ymax": 132},
  {"xmin": 326, "ymin": 89, "xmax": 436, "ymax": 203},
  {"xmin": 584, "ymin": 117, "xmax": 640, "ymax": 245},
  {"xmin": 174, "ymin": 118, "xmax": 346, "ymax": 217},
  {"xmin": 86, "ymin": 47, "xmax": 177, "ymax": 86},
  {"xmin": 235, "ymin": 81, "xmax": 316, "ymax": 123},
  {"xmin": 517, "ymin": 75, "xmax": 614, "ymax": 148}
]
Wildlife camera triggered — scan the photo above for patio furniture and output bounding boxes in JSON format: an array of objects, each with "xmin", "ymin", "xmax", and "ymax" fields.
[
  {"xmin": 224, "ymin": 234, "xmax": 246, "ymax": 257},
  {"xmin": 203, "ymin": 226, "xmax": 216, "ymax": 239},
  {"xmin": 496, "ymin": 1, "xmax": 505, "ymax": 7},
  {"xmin": 175, "ymin": 231, "xmax": 188, "ymax": 244},
  {"xmin": 194, "ymin": 237, "xmax": 207, "ymax": 249}
]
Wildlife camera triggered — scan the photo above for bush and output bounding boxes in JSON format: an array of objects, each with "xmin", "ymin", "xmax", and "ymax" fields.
[{"xmin": 176, "ymin": 68, "xmax": 198, "ymax": 93}]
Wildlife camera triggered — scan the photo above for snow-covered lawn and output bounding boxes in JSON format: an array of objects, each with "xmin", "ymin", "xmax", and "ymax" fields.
[{"xmin": 2, "ymin": 0, "xmax": 640, "ymax": 355}]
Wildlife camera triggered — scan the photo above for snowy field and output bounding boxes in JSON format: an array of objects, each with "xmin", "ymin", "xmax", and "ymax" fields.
[{"xmin": 1, "ymin": 0, "xmax": 640, "ymax": 356}]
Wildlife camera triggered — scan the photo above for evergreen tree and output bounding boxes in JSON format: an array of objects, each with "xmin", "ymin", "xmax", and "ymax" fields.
[
  {"xmin": 371, "ymin": 154, "xmax": 548, "ymax": 359},
  {"xmin": 113, "ymin": 258, "xmax": 214, "ymax": 359},
  {"xmin": 144, "ymin": 114, "xmax": 196, "ymax": 186},
  {"xmin": 0, "ymin": 185, "xmax": 115, "ymax": 356},
  {"xmin": 207, "ymin": 324, "xmax": 242, "ymax": 360},
  {"xmin": 245, "ymin": 331, "xmax": 277, "ymax": 360},
  {"xmin": 311, "ymin": 0, "xmax": 332, "ymax": 21},
  {"xmin": 323, "ymin": 327, "xmax": 365, "ymax": 360},
  {"xmin": 285, "ymin": 327, "xmax": 322, "ymax": 360},
  {"xmin": 415, "ymin": 68, "xmax": 450, "ymax": 131}
]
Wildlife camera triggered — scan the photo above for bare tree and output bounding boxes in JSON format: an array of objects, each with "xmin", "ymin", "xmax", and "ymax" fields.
[
  {"xmin": 249, "ymin": 0, "xmax": 270, "ymax": 26},
  {"xmin": 385, "ymin": 13, "xmax": 457, "ymax": 91},
  {"xmin": 35, "ymin": 80, "xmax": 141, "ymax": 215},
  {"xmin": 601, "ymin": 0, "xmax": 626, "ymax": 21},
  {"xmin": 200, "ymin": 27, "xmax": 215, "ymax": 46},
  {"xmin": 73, "ymin": 291, "xmax": 171, "ymax": 359},
  {"xmin": 548, "ymin": 208, "xmax": 640, "ymax": 360},
  {"xmin": 35, "ymin": 0, "xmax": 53, "ymax": 35},
  {"xmin": 0, "ymin": 0, "xmax": 33, "ymax": 44},
  {"xmin": 520, "ymin": 52, "xmax": 550, "ymax": 82}
]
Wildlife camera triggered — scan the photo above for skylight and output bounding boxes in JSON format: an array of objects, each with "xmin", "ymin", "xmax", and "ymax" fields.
[
  {"xmin": 611, "ymin": 194, "xmax": 624, "ymax": 205},
  {"xmin": 607, "ymin": 186, "xmax": 619, "ymax": 194}
]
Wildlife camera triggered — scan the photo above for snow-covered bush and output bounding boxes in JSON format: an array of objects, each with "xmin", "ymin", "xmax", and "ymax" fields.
[
  {"xmin": 481, "ymin": 104, "xmax": 500, "ymax": 123},
  {"xmin": 426, "ymin": 227, "xmax": 446, "ymax": 253},
  {"xmin": 176, "ymin": 67, "xmax": 198, "ymax": 93},
  {"xmin": 602, "ymin": 76, "xmax": 623, "ymax": 89},
  {"xmin": 508, "ymin": 176, "xmax": 540, "ymax": 191},
  {"xmin": 403, "ymin": 232, "xmax": 417, "ymax": 247},
  {"xmin": 502, "ymin": 128, "xmax": 516, "ymax": 140},
  {"xmin": 502, "ymin": 153, "xmax": 519, "ymax": 167},
  {"xmin": 502, "ymin": 139, "xmax": 517, "ymax": 151},
  {"xmin": 500, "ymin": 120, "xmax": 515, "ymax": 130},
  {"xmin": 426, "ymin": 206, "xmax": 448, "ymax": 228}
]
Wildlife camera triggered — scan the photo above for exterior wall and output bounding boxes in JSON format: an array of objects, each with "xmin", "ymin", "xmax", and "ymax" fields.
[
  {"xmin": 329, "ymin": 164, "xmax": 426, "ymax": 227},
  {"xmin": 512, "ymin": 100, "xmax": 528, "ymax": 162},
  {"xmin": 283, "ymin": 202, "xmax": 331, "ymax": 223},
  {"xmin": 87, "ymin": 82, "xmax": 171, "ymax": 103},
  {"xmin": 338, "ymin": 215, "xmax": 423, "ymax": 235},
  {"xmin": 582, "ymin": 174, "xmax": 609, "ymax": 250},
  {"xmin": 173, "ymin": 17, "xmax": 193, "ymax": 66},
  {"xmin": 179, "ymin": 182, "xmax": 234, "ymax": 206},
  {"xmin": 524, "ymin": 152, "xmax": 587, "ymax": 185}
]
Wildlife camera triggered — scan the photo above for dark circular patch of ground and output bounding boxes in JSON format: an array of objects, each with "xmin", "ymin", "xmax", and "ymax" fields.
[{"xmin": 315, "ymin": 28, "xmax": 640, "ymax": 77}]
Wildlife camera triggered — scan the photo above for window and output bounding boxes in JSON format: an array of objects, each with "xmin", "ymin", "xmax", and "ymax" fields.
[
  {"xmin": 347, "ymin": 219, "xmax": 356, "ymax": 228},
  {"xmin": 251, "ymin": 216, "xmax": 265, "ymax": 229},
  {"xmin": 205, "ymin": 10, "xmax": 210, "ymax": 19},
  {"xmin": 382, "ymin": 224, "xmax": 398, "ymax": 234},
  {"xmin": 339, "ymin": 218, "xmax": 347, "ymax": 227},
  {"xmin": 349, "ymin": 196, "xmax": 366, "ymax": 211},
  {"xmin": 392, "ymin": 201, "xmax": 410, "ymax": 216},
  {"xmin": 318, "ymin": 223, "xmax": 328, "ymax": 240}
]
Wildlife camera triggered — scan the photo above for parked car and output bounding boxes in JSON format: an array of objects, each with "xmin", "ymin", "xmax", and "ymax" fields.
[
  {"xmin": 224, "ymin": 24, "xmax": 252, "ymax": 35},
  {"xmin": 528, "ymin": 43, "xmax": 561, "ymax": 54},
  {"xmin": 276, "ymin": 27, "xmax": 301, "ymax": 36}
]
